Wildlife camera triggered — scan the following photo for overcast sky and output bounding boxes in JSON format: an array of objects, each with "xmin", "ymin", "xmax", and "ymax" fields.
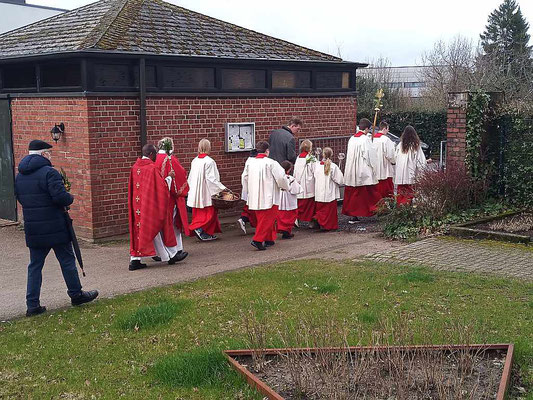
[{"xmin": 28, "ymin": 0, "xmax": 533, "ymax": 66}]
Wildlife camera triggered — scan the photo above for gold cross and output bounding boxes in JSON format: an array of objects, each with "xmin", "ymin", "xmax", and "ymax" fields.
[
  {"xmin": 135, "ymin": 196, "xmax": 140, "ymax": 202},
  {"xmin": 136, "ymin": 209, "xmax": 141, "ymax": 216},
  {"xmin": 136, "ymin": 222, "xmax": 141, "ymax": 228},
  {"xmin": 137, "ymin": 169, "xmax": 141, "ymax": 175},
  {"xmin": 136, "ymin": 182, "xmax": 140, "ymax": 189}
]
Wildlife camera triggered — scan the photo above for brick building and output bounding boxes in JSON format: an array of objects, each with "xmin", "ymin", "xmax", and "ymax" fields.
[{"xmin": 0, "ymin": 0, "xmax": 366, "ymax": 240}]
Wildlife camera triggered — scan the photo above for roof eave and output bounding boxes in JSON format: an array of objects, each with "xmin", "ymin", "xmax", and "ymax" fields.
[{"xmin": 0, "ymin": 49, "xmax": 368, "ymax": 68}]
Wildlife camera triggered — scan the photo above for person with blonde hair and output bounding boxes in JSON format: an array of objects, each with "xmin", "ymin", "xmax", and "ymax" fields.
[
  {"xmin": 277, "ymin": 161, "xmax": 303, "ymax": 239},
  {"xmin": 313, "ymin": 147, "xmax": 344, "ymax": 231},
  {"xmin": 394, "ymin": 125, "xmax": 427, "ymax": 205},
  {"xmin": 187, "ymin": 139, "xmax": 227, "ymax": 241},
  {"xmin": 293, "ymin": 139, "xmax": 317, "ymax": 225}
]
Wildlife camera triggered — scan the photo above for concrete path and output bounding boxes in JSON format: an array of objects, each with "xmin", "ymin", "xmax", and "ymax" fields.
[
  {"xmin": 0, "ymin": 222, "xmax": 398, "ymax": 320},
  {"xmin": 366, "ymin": 236, "xmax": 533, "ymax": 280}
]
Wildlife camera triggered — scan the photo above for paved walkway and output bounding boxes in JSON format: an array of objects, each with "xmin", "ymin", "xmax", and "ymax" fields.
[
  {"xmin": 0, "ymin": 222, "xmax": 398, "ymax": 320},
  {"xmin": 366, "ymin": 236, "xmax": 533, "ymax": 280}
]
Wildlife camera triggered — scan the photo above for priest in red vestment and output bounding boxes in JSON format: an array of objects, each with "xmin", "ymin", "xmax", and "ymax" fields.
[
  {"xmin": 155, "ymin": 137, "xmax": 190, "ymax": 243},
  {"xmin": 128, "ymin": 144, "xmax": 187, "ymax": 271}
]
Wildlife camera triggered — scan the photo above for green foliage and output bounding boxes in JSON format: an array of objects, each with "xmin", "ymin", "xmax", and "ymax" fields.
[
  {"xmin": 502, "ymin": 113, "xmax": 533, "ymax": 208},
  {"xmin": 116, "ymin": 300, "xmax": 187, "ymax": 330},
  {"xmin": 358, "ymin": 110, "xmax": 447, "ymax": 155},
  {"xmin": 153, "ymin": 348, "xmax": 232, "ymax": 388},
  {"xmin": 466, "ymin": 91, "xmax": 491, "ymax": 180}
]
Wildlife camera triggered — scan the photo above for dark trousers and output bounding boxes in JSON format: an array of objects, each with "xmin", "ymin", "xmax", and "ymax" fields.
[{"xmin": 26, "ymin": 242, "xmax": 82, "ymax": 309}]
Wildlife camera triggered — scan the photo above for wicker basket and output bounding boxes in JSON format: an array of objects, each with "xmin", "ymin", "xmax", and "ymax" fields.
[{"xmin": 212, "ymin": 191, "xmax": 241, "ymax": 210}]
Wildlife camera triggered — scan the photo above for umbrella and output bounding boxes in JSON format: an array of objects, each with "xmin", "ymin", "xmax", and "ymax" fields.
[{"xmin": 64, "ymin": 207, "xmax": 86, "ymax": 277}]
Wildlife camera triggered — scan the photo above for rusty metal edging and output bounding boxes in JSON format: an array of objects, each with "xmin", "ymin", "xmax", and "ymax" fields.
[{"xmin": 225, "ymin": 344, "xmax": 514, "ymax": 400}]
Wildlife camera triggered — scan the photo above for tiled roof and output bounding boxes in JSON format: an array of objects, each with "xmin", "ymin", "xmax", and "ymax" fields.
[{"xmin": 0, "ymin": 0, "xmax": 342, "ymax": 62}]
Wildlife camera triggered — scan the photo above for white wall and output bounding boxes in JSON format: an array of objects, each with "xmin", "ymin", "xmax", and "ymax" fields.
[{"xmin": 0, "ymin": 3, "xmax": 65, "ymax": 34}]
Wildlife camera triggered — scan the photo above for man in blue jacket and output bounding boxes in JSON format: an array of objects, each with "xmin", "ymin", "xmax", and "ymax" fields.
[{"xmin": 15, "ymin": 140, "xmax": 98, "ymax": 317}]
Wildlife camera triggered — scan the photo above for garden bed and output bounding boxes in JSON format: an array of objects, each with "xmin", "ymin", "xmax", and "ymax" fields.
[
  {"xmin": 226, "ymin": 344, "xmax": 514, "ymax": 400},
  {"xmin": 449, "ymin": 211, "xmax": 532, "ymax": 244}
]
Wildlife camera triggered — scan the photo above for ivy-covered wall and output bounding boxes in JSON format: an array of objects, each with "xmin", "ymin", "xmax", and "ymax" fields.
[{"xmin": 358, "ymin": 111, "xmax": 447, "ymax": 155}]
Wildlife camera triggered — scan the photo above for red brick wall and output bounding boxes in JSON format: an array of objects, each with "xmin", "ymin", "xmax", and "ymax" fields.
[
  {"xmin": 11, "ymin": 98, "xmax": 94, "ymax": 238},
  {"xmin": 12, "ymin": 95, "xmax": 356, "ymax": 240},
  {"xmin": 446, "ymin": 106, "xmax": 467, "ymax": 171}
]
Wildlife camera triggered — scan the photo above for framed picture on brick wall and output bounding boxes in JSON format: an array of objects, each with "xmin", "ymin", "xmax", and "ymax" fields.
[{"xmin": 225, "ymin": 122, "xmax": 255, "ymax": 153}]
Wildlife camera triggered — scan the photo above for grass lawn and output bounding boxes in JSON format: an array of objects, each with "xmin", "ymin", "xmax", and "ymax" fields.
[{"xmin": 0, "ymin": 259, "xmax": 531, "ymax": 399}]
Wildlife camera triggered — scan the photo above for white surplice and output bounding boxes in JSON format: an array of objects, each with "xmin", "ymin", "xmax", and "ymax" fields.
[
  {"xmin": 294, "ymin": 154, "xmax": 316, "ymax": 199},
  {"xmin": 279, "ymin": 174, "xmax": 303, "ymax": 211},
  {"xmin": 314, "ymin": 162, "xmax": 344, "ymax": 203},
  {"xmin": 187, "ymin": 155, "xmax": 226, "ymax": 208},
  {"xmin": 344, "ymin": 133, "xmax": 378, "ymax": 187},
  {"xmin": 394, "ymin": 144, "xmax": 427, "ymax": 185},
  {"xmin": 242, "ymin": 156, "xmax": 290, "ymax": 210},
  {"xmin": 372, "ymin": 134, "xmax": 396, "ymax": 180}
]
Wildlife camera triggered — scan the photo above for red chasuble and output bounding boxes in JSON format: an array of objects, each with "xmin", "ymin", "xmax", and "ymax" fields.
[
  {"xmin": 128, "ymin": 158, "xmax": 177, "ymax": 257},
  {"xmin": 155, "ymin": 153, "xmax": 190, "ymax": 236}
]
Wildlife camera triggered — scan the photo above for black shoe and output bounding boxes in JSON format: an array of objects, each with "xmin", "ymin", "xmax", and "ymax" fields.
[
  {"xmin": 168, "ymin": 251, "xmax": 188, "ymax": 264},
  {"xmin": 26, "ymin": 306, "xmax": 46, "ymax": 317},
  {"xmin": 152, "ymin": 256, "xmax": 162, "ymax": 262},
  {"xmin": 280, "ymin": 231, "xmax": 294, "ymax": 239},
  {"xmin": 265, "ymin": 241, "xmax": 275, "ymax": 247},
  {"xmin": 308, "ymin": 220, "xmax": 319, "ymax": 229},
  {"xmin": 129, "ymin": 260, "xmax": 148, "ymax": 271},
  {"xmin": 251, "ymin": 240, "xmax": 266, "ymax": 250},
  {"xmin": 194, "ymin": 228, "xmax": 205, "ymax": 240},
  {"xmin": 71, "ymin": 290, "xmax": 99, "ymax": 306}
]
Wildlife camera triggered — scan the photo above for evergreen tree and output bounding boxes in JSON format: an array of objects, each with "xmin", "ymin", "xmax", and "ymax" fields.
[{"xmin": 478, "ymin": 0, "xmax": 532, "ymax": 100}]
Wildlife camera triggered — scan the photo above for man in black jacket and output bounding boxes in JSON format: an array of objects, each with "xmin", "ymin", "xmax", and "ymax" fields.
[
  {"xmin": 15, "ymin": 140, "xmax": 98, "ymax": 317},
  {"xmin": 267, "ymin": 117, "xmax": 302, "ymax": 165}
]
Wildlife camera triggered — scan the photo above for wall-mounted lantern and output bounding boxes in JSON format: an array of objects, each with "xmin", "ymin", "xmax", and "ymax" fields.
[{"xmin": 51, "ymin": 123, "xmax": 65, "ymax": 142}]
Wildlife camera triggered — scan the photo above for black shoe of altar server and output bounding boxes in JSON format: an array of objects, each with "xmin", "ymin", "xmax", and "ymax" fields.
[
  {"xmin": 152, "ymin": 256, "xmax": 162, "ymax": 262},
  {"xmin": 168, "ymin": 251, "xmax": 188, "ymax": 264},
  {"xmin": 129, "ymin": 260, "xmax": 148, "ymax": 271},
  {"xmin": 251, "ymin": 240, "xmax": 266, "ymax": 250},
  {"xmin": 348, "ymin": 217, "xmax": 360, "ymax": 224},
  {"xmin": 280, "ymin": 231, "xmax": 294, "ymax": 239},
  {"xmin": 265, "ymin": 241, "xmax": 275, "ymax": 247},
  {"xmin": 26, "ymin": 305, "xmax": 47, "ymax": 317},
  {"xmin": 71, "ymin": 290, "xmax": 99, "ymax": 306}
]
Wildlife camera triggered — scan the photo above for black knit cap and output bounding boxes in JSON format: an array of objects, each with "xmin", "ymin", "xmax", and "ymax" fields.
[{"xmin": 28, "ymin": 140, "xmax": 53, "ymax": 151}]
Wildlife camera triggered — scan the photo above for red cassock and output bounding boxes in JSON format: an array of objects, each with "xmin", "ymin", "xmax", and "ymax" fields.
[
  {"xmin": 342, "ymin": 185, "xmax": 381, "ymax": 217},
  {"xmin": 155, "ymin": 153, "xmax": 190, "ymax": 236},
  {"xmin": 253, "ymin": 205, "xmax": 278, "ymax": 243},
  {"xmin": 314, "ymin": 201, "xmax": 338, "ymax": 230},
  {"xmin": 397, "ymin": 184, "xmax": 414, "ymax": 205},
  {"xmin": 277, "ymin": 209, "xmax": 298, "ymax": 233},
  {"xmin": 189, "ymin": 206, "xmax": 221, "ymax": 236},
  {"xmin": 297, "ymin": 198, "xmax": 316, "ymax": 221},
  {"xmin": 376, "ymin": 177, "xmax": 394, "ymax": 199},
  {"xmin": 241, "ymin": 204, "xmax": 257, "ymax": 228},
  {"xmin": 129, "ymin": 158, "xmax": 177, "ymax": 257}
]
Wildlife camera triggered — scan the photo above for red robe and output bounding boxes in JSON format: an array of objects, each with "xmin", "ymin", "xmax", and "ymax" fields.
[
  {"xmin": 129, "ymin": 158, "xmax": 177, "ymax": 257},
  {"xmin": 253, "ymin": 205, "xmax": 278, "ymax": 243},
  {"xmin": 155, "ymin": 153, "xmax": 190, "ymax": 236}
]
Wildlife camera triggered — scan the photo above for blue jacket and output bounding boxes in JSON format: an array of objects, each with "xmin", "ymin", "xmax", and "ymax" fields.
[{"xmin": 15, "ymin": 155, "xmax": 74, "ymax": 248}]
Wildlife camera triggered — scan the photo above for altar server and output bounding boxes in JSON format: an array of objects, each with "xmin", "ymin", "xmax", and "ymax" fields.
[
  {"xmin": 313, "ymin": 147, "xmax": 344, "ymax": 231},
  {"xmin": 294, "ymin": 139, "xmax": 317, "ymax": 225},
  {"xmin": 237, "ymin": 149, "xmax": 258, "ymax": 234},
  {"xmin": 242, "ymin": 141, "xmax": 289, "ymax": 250},
  {"xmin": 342, "ymin": 118, "xmax": 380, "ymax": 223},
  {"xmin": 277, "ymin": 161, "xmax": 303, "ymax": 239},
  {"xmin": 187, "ymin": 139, "xmax": 227, "ymax": 241},
  {"xmin": 372, "ymin": 121, "xmax": 396, "ymax": 200},
  {"xmin": 394, "ymin": 125, "xmax": 427, "ymax": 205}
]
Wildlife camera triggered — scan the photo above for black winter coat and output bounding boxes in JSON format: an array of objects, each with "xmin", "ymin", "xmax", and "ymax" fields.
[{"xmin": 15, "ymin": 155, "xmax": 74, "ymax": 248}]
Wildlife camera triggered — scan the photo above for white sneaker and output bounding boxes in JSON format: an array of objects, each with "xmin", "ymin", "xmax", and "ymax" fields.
[
  {"xmin": 237, "ymin": 218, "xmax": 246, "ymax": 234},
  {"xmin": 348, "ymin": 217, "xmax": 360, "ymax": 224}
]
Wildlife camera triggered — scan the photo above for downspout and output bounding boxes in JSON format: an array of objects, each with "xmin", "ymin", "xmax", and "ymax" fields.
[{"xmin": 139, "ymin": 57, "xmax": 147, "ymax": 150}]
